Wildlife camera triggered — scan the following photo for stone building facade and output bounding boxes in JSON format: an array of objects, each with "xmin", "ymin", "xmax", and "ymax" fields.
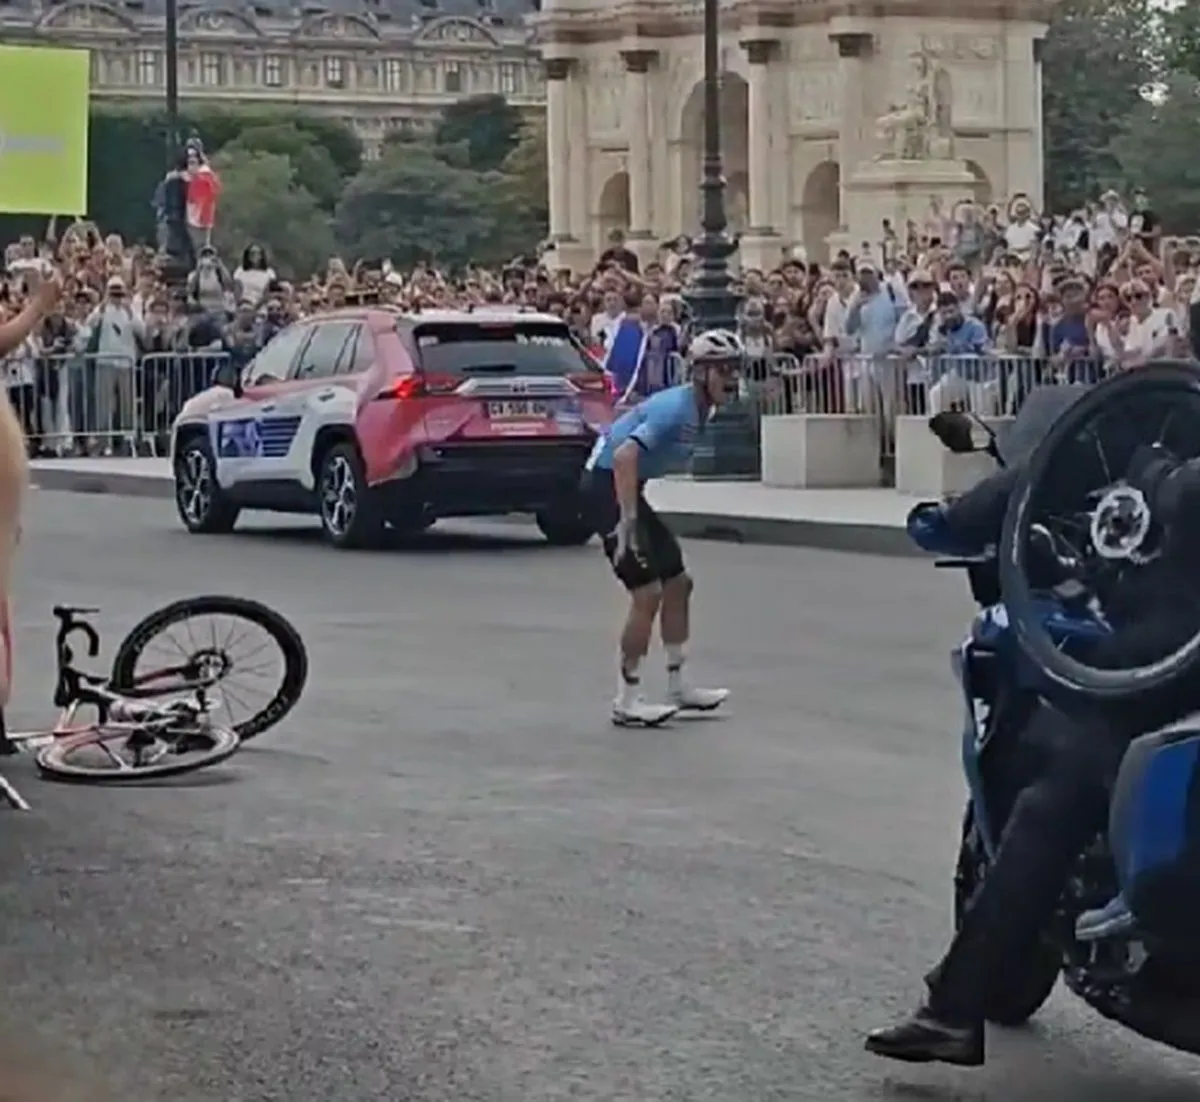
[
  {"xmin": 0, "ymin": 0, "xmax": 544, "ymax": 158},
  {"xmin": 534, "ymin": 0, "xmax": 1054, "ymax": 272}
]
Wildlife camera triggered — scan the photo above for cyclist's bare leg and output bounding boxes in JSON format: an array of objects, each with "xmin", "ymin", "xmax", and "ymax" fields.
[
  {"xmin": 660, "ymin": 571, "xmax": 690, "ymax": 677},
  {"xmin": 619, "ymin": 582, "xmax": 661, "ymax": 700},
  {"xmin": 659, "ymin": 572, "xmax": 728, "ymax": 711}
]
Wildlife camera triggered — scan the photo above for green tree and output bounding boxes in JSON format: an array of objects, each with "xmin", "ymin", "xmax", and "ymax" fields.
[
  {"xmin": 1042, "ymin": 0, "xmax": 1161, "ymax": 211},
  {"xmin": 334, "ymin": 142, "xmax": 521, "ymax": 268},
  {"xmin": 210, "ymin": 150, "xmax": 335, "ymax": 279},
  {"xmin": 76, "ymin": 104, "xmax": 363, "ymax": 242},
  {"xmin": 1162, "ymin": 0, "xmax": 1200, "ymax": 81},
  {"xmin": 434, "ymin": 94, "xmax": 523, "ymax": 172},
  {"xmin": 1109, "ymin": 72, "xmax": 1200, "ymax": 231},
  {"xmin": 501, "ymin": 117, "xmax": 548, "ymax": 236},
  {"xmin": 219, "ymin": 124, "xmax": 343, "ymax": 210}
]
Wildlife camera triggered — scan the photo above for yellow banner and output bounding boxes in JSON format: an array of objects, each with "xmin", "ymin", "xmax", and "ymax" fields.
[{"xmin": 0, "ymin": 45, "xmax": 90, "ymax": 215}]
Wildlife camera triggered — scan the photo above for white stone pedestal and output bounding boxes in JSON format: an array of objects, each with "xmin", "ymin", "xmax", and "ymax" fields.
[
  {"xmin": 545, "ymin": 238, "xmax": 595, "ymax": 277},
  {"xmin": 739, "ymin": 231, "xmax": 786, "ymax": 273},
  {"xmin": 843, "ymin": 158, "xmax": 977, "ymax": 261},
  {"xmin": 761, "ymin": 414, "xmax": 880, "ymax": 488},
  {"xmin": 894, "ymin": 414, "xmax": 1014, "ymax": 497}
]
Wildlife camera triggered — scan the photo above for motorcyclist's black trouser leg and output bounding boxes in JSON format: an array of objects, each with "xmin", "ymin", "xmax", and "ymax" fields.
[{"xmin": 926, "ymin": 702, "xmax": 1124, "ymax": 1026}]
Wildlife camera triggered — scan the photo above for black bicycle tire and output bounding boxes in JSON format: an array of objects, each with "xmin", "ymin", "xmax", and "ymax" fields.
[
  {"xmin": 998, "ymin": 361, "xmax": 1200, "ymax": 700},
  {"xmin": 35, "ymin": 723, "xmax": 240, "ymax": 783},
  {"xmin": 108, "ymin": 595, "xmax": 308, "ymax": 741}
]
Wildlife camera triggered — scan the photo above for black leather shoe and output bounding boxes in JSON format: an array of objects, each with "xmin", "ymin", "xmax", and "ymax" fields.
[{"xmin": 865, "ymin": 1006, "xmax": 984, "ymax": 1067}]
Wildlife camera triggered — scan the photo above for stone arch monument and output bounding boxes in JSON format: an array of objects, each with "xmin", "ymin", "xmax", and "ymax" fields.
[{"xmin": 535, "ymin": 0, "xmax": 1053, "ymax": 273}]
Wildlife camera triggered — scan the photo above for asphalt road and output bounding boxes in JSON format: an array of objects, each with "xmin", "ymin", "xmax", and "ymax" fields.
[{"xmin": 1, "ymin": 493, "xmax": 1198, "ymax": 1101}]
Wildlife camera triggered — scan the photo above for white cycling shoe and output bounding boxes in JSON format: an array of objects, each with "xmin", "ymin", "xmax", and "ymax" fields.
[
  {"xmin": 612, "ymin": 695, "xmax": 679, "ymax": 727},
  {"xmin": 668, "ymin": 684, "xmax": 730, "ymax": 712}
]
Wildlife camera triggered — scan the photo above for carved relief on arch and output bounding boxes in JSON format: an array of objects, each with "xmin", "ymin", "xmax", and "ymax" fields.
[
  {"xmin": 414, "ymin": 16, "xmax": 500, "ymax": 47},
  {"xmin": 180, "ymin": 6, "xmax": 262, "ymax": 36},
  {"xmin": 36, "ymin": 1, "xmax": 137, "ymax": 32},
  {"xmin": 293, "ymin": 11, "xmax": 380, "ymax": 40}
]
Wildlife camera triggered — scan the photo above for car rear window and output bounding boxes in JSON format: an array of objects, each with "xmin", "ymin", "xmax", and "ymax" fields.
[{"xmin": 411, "ymin": 320, "xmax": 598, "ymax": 377}]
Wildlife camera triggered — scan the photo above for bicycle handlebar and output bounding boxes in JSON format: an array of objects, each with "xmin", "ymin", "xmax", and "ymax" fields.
[{"xmin": 52, "ymin": 605, "xmax": 101, "ymax": 660}]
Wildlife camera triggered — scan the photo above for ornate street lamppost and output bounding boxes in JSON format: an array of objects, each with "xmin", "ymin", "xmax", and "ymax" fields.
[
  {"xmin": 685, "ymin": 0, "xmax": 757, "ymax": 478},
  {"xmin": 165, "ymin": 0, "xmax": 180, "ymax": 159},
  {"xmin": 683, "ymin": 0, "xmax": 740, "ymax": 335}
]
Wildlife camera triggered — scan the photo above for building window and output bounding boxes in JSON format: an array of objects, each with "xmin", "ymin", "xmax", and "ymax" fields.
[
  {"xmin": 444, "ymin": 62, "xmax": 461, "ymax": 94},
  {"xmin": 136, "ymin": 49, "xmax": 159, "ymax": 86},
  {"xmin": 200, "ymin": 53, "xmax": 224, "ymax": 86},
  {"xmin": 264, "ymin": 54, "xmax": 283, "ymax": 87},
  {"xmin": 497, "ymin": 62, "xmax": 517, "ymax": 95},
  {"xmin": 382, "ymin": 58, "xmax": 403, "ymax": 92},
  {"xmin": 89, "ymin": 52, "xmax": 102, "ymax": 84},
  {"xmin": 324, "ymin": 56, "xmax": 345, "ymax": 88}
]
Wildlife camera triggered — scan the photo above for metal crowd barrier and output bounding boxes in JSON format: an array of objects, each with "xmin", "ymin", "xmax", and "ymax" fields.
[
  {"xmin": 0, "ymin": 350, "xmax": 229, "ymax": 456},
  {"xmin": 651, "ymin": 351, "xmax": 1114, "ymax": 480}
]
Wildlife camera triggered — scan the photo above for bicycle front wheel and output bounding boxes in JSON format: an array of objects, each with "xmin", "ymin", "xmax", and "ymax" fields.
[
  {"xmin": 35, "ymin": 723, "xmax": 240, "ymax": 783},
  {"xmin": 109, "ymin": 594, "xmax": 308, "ymax": 742}
]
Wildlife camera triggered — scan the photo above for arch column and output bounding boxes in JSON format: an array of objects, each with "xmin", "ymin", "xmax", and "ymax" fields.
[
  {"xmin": 621, "ymin": 49, "xmax": 657, "ymax": 261},
  {"xmin": 739, "ymin": 37, "xmax": 783, "ymax": 271},
  {"xmin": 543, "ymin": 57, "xmax": 576, "ymax": 246},
  {"xmin": 828, "ymin": 31, "xmax": 874, "ymax": 257}
]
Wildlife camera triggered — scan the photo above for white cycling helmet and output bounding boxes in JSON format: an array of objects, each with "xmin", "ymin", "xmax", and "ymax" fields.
[{"xmin": 688, "ymin": 328, "xmax": 745, "ymax": 364}]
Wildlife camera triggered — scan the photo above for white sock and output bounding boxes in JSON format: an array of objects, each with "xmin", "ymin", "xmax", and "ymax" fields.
[
  {"xmin": 666, "ymin": 644, "xmax": 685, "ymax": 691},
  {"xmin": 618, "ymin": 658, "xmax": 640, "ymax": 707}
]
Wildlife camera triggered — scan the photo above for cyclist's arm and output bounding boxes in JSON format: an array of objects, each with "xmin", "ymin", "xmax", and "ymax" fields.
[
  {"xmin": 611, "ymin": 441, "xmax": 643, "ymax": 519},
  {"xmin": 611, "ymin": 404, "xmax": 682, "ymax": 518}
]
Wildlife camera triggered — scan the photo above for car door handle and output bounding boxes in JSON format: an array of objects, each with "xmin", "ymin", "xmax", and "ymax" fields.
[
  {"xmin": 315, "ymin": 389, "xmax": 336, "ymax": 401},
  {"xmin": 260, "ymin": 404, "xmax": 276, "ymax": 413}
]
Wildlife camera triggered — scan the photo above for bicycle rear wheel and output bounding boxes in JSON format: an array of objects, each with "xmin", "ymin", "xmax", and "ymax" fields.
[
  {"xmin": 109, "ymin": 594, "xmax": 308, "ymax": 742},
  {"xmin": 35, "ymin": 722, "xmax": 239, "ymax": 783}
]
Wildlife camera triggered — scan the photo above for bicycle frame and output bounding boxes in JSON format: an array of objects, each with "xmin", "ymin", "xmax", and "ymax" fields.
[{"xmin": 0, "ymin": 606, "xmax": 219, "ymax": 811}]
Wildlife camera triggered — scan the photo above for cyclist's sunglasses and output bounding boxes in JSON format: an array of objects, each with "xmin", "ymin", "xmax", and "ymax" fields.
[{"xmin": 702, "ymin": 358, "xmax": 742, "ymax": 377}]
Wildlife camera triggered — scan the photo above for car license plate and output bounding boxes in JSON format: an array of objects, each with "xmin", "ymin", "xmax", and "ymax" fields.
[{"xmin": 486, "ymin": 400, "xmax": 547, "ymax": 419}]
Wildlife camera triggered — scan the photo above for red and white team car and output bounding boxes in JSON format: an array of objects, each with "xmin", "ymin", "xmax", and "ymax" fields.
[{"xmin": 171, "ymin": 307, "xmax": 618, "ymax": 549}]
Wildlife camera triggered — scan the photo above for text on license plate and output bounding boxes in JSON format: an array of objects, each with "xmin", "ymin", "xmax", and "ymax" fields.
[{"xmin": 486, "ymin": 400, "xmax": 548, "ymax": 419}]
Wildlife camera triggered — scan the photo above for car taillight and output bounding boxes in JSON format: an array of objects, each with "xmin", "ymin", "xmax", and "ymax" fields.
[{"xmin": 385, "ymin": 374, "xmax": 457, "ymax": 399}]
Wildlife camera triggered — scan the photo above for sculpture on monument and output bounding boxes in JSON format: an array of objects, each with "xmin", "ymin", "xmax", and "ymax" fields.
[{"xmin": 874, "ymin": 40, "xmax": 955, "ymax": 162}]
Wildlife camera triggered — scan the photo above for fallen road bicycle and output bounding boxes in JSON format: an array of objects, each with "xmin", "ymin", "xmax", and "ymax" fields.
[{"xmin": 0, "ymin": 596, "xmax": 309, "ymax": 809}]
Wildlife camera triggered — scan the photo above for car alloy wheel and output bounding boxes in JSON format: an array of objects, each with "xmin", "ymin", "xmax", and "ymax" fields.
[
  {"xmin": 321, "ymin": 453, "xmax": 357, "ymax": 537},
  {"xmin": 178, "ymin": 446, "xmax": 213, "ymax": 525}
]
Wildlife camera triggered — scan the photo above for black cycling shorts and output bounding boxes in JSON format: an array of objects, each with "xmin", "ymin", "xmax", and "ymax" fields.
[{"xmin": 583, "ymin": 468, "xmax": 685, "ymax": 591}]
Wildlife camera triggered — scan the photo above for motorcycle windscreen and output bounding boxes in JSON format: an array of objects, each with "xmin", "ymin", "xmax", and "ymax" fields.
[
  {"xmin": 1109, "ymin": 726, "xmax": 1200, "ymax": 939},
  {"xmin": 996, "ymin": 384, "xmax": 1091, "ymax": 466}
]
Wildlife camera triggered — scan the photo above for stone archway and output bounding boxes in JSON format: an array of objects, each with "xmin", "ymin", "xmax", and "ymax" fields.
[
  {"xmin": 964, "ymin": 160, "xmax": 993, "ymax": 205},
  {"xmin": 801, "ymin": 162, "xmax": 840, "ymax": 263},
  {"xmin": 679, "ymin": 74, "xmax": 749, "ymax": 234},
  {"xmin": 596, "ymin": 172, "xmax": 630, "ymax": 246}
]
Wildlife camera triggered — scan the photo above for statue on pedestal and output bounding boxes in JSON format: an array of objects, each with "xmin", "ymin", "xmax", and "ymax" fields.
[{"xmin": 874, "ymin": 40, "xmax": 955, "ymax": 162}]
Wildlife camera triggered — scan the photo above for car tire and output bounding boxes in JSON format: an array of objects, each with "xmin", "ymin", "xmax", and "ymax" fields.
[
  {"xmin": 535, "ymin": 499, "xmax": 594, "ymax": 546},
  {"xmin": 174, "ymin": 436, "xmax": 240, "ymax": 534},
  {"xmin": 318, "ymin": 442, "xmax": 384, "ymax": 549}
]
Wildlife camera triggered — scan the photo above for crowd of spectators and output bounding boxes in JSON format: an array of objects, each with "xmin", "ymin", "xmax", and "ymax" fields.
[{"xmin": 0, "ymin": 185, "xmax": 1193, "ymax": 456}]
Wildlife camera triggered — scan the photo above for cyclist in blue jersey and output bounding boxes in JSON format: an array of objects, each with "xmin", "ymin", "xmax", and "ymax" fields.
[{"xmin": 583, "ymin": 328, "xmax": 742, "ymax": 726}]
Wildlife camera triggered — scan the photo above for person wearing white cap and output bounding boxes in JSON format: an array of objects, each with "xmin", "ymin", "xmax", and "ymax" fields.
[{"xmin": 76, "ymin": 275, "xmax": 144, "ymax": 456}]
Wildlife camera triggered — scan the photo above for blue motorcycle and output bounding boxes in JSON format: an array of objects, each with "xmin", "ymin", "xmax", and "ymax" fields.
[{"xmin": 910, "ymin": 363, "xmax": 1200, "ymax": 1056}]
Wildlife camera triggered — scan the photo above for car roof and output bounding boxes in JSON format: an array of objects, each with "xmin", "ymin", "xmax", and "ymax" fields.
[{"xmin": 401, "ymin": 308, "xmax": 566, "ymax": 327}]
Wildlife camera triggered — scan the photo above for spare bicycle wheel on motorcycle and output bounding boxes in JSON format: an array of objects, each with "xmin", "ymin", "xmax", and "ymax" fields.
[
  {"xmin": 35, "ymin": 721, "xmax": 239, "ymax": 782},
  {"xmin": 999, "ymin": 361, "xmax": 1200, "ymax": 701},
  {"xmin": 108, "ymin": 595, "xmax": 308, "ymax": 741}
]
